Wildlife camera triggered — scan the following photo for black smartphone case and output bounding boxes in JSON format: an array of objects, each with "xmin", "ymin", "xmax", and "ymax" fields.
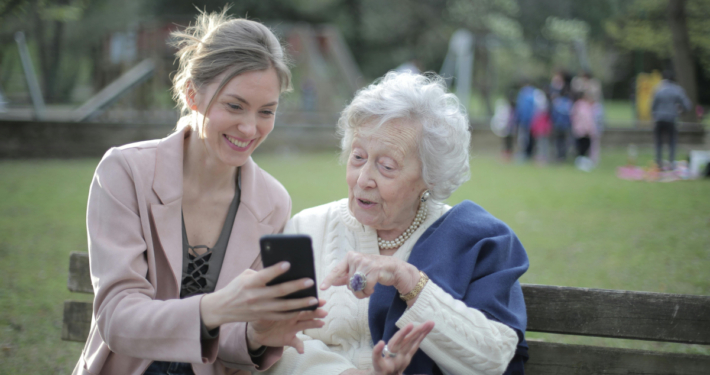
[{"xmin": 259, "ymin": 234, "xmax": 318, "ymax": 311}]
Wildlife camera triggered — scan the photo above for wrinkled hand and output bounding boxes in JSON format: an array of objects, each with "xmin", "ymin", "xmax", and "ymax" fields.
[
  {"xmin": 321, "ymin": 252, "xmax": 420, "ymax": 299},
  {"xmin": 247, "ymin": 299, "xmax": 328, "ymax": 353},
  {"xmin": 201, "ymin": 261, "xmax": 323, "ymax": 329},
  {"xmin": 371, "ymin": 322, "xmax": 435, "ymax": 375}
]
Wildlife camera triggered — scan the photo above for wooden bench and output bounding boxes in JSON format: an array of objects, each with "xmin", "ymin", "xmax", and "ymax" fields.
[{"xmin": 64, "ymin": 251, "xmax": 710, "ymax": 373}]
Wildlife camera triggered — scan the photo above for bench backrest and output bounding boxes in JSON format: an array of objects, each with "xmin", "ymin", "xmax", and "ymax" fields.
[{"xmin": 64, "ymin": 252, "xmax": 710, "ymax": 373}]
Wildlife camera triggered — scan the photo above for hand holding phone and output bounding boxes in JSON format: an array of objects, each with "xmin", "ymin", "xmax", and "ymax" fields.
[{"xmin": 260, "ymin": 234, "xmax": 319, "ymax": 311}]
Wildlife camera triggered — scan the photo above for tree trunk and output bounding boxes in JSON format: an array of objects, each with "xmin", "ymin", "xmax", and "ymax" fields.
[
  {"xmin": 345, "ymin": 0, "xmax": 363, "ymax": 65},
  {"xmin": 46, "ymin": 19, "xmax": 64, "ymax": 102},
  {"xmin": 475, "ymin": 36, "xmax": 493, "ymax": 118},
  {"xmin": 32, "ymin": 0, "xmax": 67, "ymax": 103},
  {"xmin": 667, "ymin": 0, "xmax": 698, "ymax": 121},
  {"xmin": 32, "ymin": 3, "xmax": 48, "ymax": 99}
]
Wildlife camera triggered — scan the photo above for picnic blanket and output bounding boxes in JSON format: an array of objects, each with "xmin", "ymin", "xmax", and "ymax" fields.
[{"xmin": 617, "ymin": 162, "xmax": 693, "ymax": 182}]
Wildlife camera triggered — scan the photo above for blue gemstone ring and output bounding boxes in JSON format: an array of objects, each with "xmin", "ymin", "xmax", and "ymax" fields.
[{"xmin": 349, "ymin": 272, "xmax": 367, "ymax": 292}]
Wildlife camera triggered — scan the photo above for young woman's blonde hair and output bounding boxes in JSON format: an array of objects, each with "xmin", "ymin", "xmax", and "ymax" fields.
[{"xmin": 170, "ymin": 8, "xmax": 291, "ymax": 131}]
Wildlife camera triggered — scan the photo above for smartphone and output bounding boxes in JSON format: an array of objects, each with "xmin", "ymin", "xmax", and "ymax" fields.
[{"xmin": 259, "ymin": 234, "xmax": 318, "ymax": 311}]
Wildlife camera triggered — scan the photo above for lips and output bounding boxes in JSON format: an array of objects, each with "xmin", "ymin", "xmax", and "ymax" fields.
[
  {"xmin": 224, "ymin": 134, "xmax": 253, "ymax": 150},
  {"xmin": 357, "ymin": 198, "xmax": 377, "ymax": 208}
]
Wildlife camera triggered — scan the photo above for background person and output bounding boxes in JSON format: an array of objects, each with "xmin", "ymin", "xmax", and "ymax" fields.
[
  {"xmin": 515, "ymin": 80, "xmax": 537, "ymax": 161},
  {"xmin": 264, "ymin": 72, "xmax": 529, "ymax": 375},
  {"xmin": 551, "ymin": 88, "xmax": 574, "ymax": 162},
  {"xmin": 530, "ymin": 88, "xmax": 552, "ymax": 164},
  {"xmin": 652, "ymin": 69, "xmax": 692, "ymax": 170},
  {"xmin": 571, "ymin": 92, "xmax": 598, "ymax": 171},
  {"xmin": 74, "ymin": 10, "xmax": 326, "ymax": 375},
  {"xmin": 571, "ymin": 71, "xmax": 604, "ymax": 165},
  {"xmin": 489, "ymin": 89, "xmax": 517, "ymax": 161}
]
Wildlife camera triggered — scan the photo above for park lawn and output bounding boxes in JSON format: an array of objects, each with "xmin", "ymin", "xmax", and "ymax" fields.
[
  {"xmin": 1, "ymin": 146, "xmax": 709, "ymax": 373},
  {"xmin": 0, "ymin": 160, "xmax": 96, "ymax": 374}
]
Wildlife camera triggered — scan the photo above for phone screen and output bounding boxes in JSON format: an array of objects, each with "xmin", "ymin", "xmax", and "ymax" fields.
[{"xmin": 259, "ymin": 234, "xmax": 318, "ymax": 311}]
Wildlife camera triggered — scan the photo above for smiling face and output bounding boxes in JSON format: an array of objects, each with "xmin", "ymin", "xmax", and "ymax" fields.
[
  {"xmin": 191, "ymin": 67, "xmax": 280, "ymax": 167},
  {"xmin": 346, "ymin": 119, "xmax": 428, "ymax": 238}
]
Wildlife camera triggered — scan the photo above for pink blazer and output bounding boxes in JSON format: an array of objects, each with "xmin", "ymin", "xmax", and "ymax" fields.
[{"xmin": 73, "ymin": 127, "xmax": 291, "ymax": 375}]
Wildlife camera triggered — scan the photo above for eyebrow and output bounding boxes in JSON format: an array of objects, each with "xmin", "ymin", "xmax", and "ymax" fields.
[{"xmin": 225, "ymin": 94, "xmax": 278, "ymax": 107}]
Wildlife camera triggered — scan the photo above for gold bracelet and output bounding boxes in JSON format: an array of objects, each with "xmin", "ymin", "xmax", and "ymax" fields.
[{"xmin": 399, "ymin": 271, "xmax": 429, "ymax": 302}]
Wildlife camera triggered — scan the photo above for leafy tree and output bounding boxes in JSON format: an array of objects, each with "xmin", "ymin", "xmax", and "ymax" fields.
[
  {"xmin": 151, "ymin": 0, "xmax": 522, "ymax": 115},
  {"xmin": 605, "ymin": 0, "xmax": 709, "ymax": 117},
  {"xmin": 1, "ymin": 0, "xmax": 93, "ymax": 101}
]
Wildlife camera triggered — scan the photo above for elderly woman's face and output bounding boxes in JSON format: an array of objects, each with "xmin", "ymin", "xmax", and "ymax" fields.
[{"xmin": 346, "ymin": 120, "xmax": 427, "ymax": 235}]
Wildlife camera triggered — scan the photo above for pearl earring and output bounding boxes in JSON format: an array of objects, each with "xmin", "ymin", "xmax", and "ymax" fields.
[{"xmin": 420, "ymin": 190, "xmax": 431, "ymax": 203}]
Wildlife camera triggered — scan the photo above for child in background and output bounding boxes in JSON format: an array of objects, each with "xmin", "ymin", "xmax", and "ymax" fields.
[
  {"xmin": 551, "ymin": 88, "xmax": 573, "ymax": 162},
  {"xmin": 530, "ymin": 89, "xmax": 551, "ymax": 164},
  {"xmin": 515, "ymin": 81, "xmax": 537, "ymax": 161},
  {"xmin": 571, "ymin": 92, "xmax": 598, "ymax": 171},
  {"xmin": 490, "ymin": 90, "xmax": 517, "ymax": 161}
]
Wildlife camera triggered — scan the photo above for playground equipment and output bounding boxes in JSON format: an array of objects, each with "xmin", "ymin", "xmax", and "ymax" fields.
[
  {"xmin": 4, "ymin": 22, "xmax": 361, "ymax": 123},
  {"xmin": 440, "ymin": 29, "xmax": 474, "ymax": 109},
  {"xmin": 72, "ymin": 59, "xmax": 155, "ymax": 122},
  {"xmin": 285, "ymin": 24, "xmax": 364, "ymax": 113},
  {"xmin": 15, "ymin": 32, "xmax": 45, "ymax": 120}
]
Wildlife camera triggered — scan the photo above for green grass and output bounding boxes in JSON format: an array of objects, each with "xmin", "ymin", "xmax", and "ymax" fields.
[
  {"xmin": 0, "ymin": 160, "xmax": 96, "ymax": 374},
  {"xmin": 1, "ymin": 147, "xmax": 709, "ymax": 373},
  {"xmin": 603, "ymin": 100, "xmax": 636, "ymax": 124}
]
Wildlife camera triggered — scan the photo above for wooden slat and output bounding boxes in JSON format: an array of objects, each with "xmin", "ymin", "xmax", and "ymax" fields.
[
  {"xmin": 526, "ymin": 341, "xmax": 710, "ymax": 375},
  {"xmin": 523, "ymin": 284, "xmax": 710, "ymax": 345},
  {"xmin": 68, "ymin": 252, "xmax": 93, "ymax": 294},
  {"xmin": 61, "ymin": 301, "xmax": 93, "ymax": 342}
]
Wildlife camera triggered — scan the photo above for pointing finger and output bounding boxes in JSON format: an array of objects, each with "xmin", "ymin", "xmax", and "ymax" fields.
[{"xmin": 320, "ymin": 258, "xmax": 350, "ymax": 290}]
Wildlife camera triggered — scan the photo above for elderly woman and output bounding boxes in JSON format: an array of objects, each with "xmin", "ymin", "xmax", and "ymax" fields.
[{"xmin": 266, "ymin": 72, "xmax": 529, "ymax": 375}]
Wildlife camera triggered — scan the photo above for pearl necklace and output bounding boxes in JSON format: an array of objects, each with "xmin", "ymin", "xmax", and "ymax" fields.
[{"xmin": 377, "ymin": 202, "xmax": 428, "ymax": 250}]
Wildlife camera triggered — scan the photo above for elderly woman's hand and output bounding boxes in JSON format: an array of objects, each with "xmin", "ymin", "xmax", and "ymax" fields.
[
  {"xmin": 371, "ymin": 321, "xmax": 435, "ymax": 375},
  {"xmin": 338, "ymin": 322, "xmax": 434, "ymax": 375},
  {"xmin": 321, "ymin": 251, "xmax": 421, "ymax": 299}
]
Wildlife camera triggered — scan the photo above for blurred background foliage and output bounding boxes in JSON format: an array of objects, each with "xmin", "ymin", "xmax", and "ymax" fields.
[{"xmin": 1, "ymin": 0, "xmax": 709, "ymax": 113}]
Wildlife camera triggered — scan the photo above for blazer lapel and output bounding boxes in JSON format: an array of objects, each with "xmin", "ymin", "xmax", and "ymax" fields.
[
  {"xmin": 216, "ymin": 158, "xmax": 275, "ymax": 290},
  {"xmin": 215, "ymin": 208, "xmax": 274, "ymax": 289},
  {"xmin": 151, "ymin": 201, "xmax": 183, "ymax": 292},
  {"xmin": 150, "ymin": 127, "xmax": 188, "ymax": 292}
]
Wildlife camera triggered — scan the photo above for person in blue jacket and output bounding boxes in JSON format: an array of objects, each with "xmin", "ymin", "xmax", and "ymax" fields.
[
  {"xmin": 651, "ymin": 69, "xmax": 692, "ymax": 170},
  {"xmin": 516, "ymin": 81, "xmax": 537, "ymax": 161}
]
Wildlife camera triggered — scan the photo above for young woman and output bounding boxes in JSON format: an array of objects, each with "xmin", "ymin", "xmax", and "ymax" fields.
[{"xmin": 73, "ymin": 11, "xmax": 326, "ymax": 375}]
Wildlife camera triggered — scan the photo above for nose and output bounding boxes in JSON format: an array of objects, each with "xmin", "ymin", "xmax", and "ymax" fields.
[
  {"xmin": 357, "ymin": 162, "xmax": 377, "ymax": 189},
  {"xmin": 237, "ymin": 112, "xmax": 257, "ymax": 138}
]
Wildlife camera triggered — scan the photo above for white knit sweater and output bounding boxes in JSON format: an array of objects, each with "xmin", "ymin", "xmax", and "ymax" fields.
[{"xmin": 262, "ymin": 199, "xmax": 518, "ymax": 375}]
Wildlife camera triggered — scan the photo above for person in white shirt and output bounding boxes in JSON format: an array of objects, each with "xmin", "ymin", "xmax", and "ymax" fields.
[{"xmin": 265, "ymin": 71, "xmax": 530, "ymax": 375}]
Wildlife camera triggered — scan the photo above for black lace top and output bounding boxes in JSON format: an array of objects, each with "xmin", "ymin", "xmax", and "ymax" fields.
[{"xmin": 180, "ymin": 168, "xmax": 241, "ymax": 299}]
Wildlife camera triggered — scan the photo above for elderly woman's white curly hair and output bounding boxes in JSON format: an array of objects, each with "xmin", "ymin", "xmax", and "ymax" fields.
[{"xmin": 337, "ymin": 71, "xmax": 471, "ymax": 201}]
